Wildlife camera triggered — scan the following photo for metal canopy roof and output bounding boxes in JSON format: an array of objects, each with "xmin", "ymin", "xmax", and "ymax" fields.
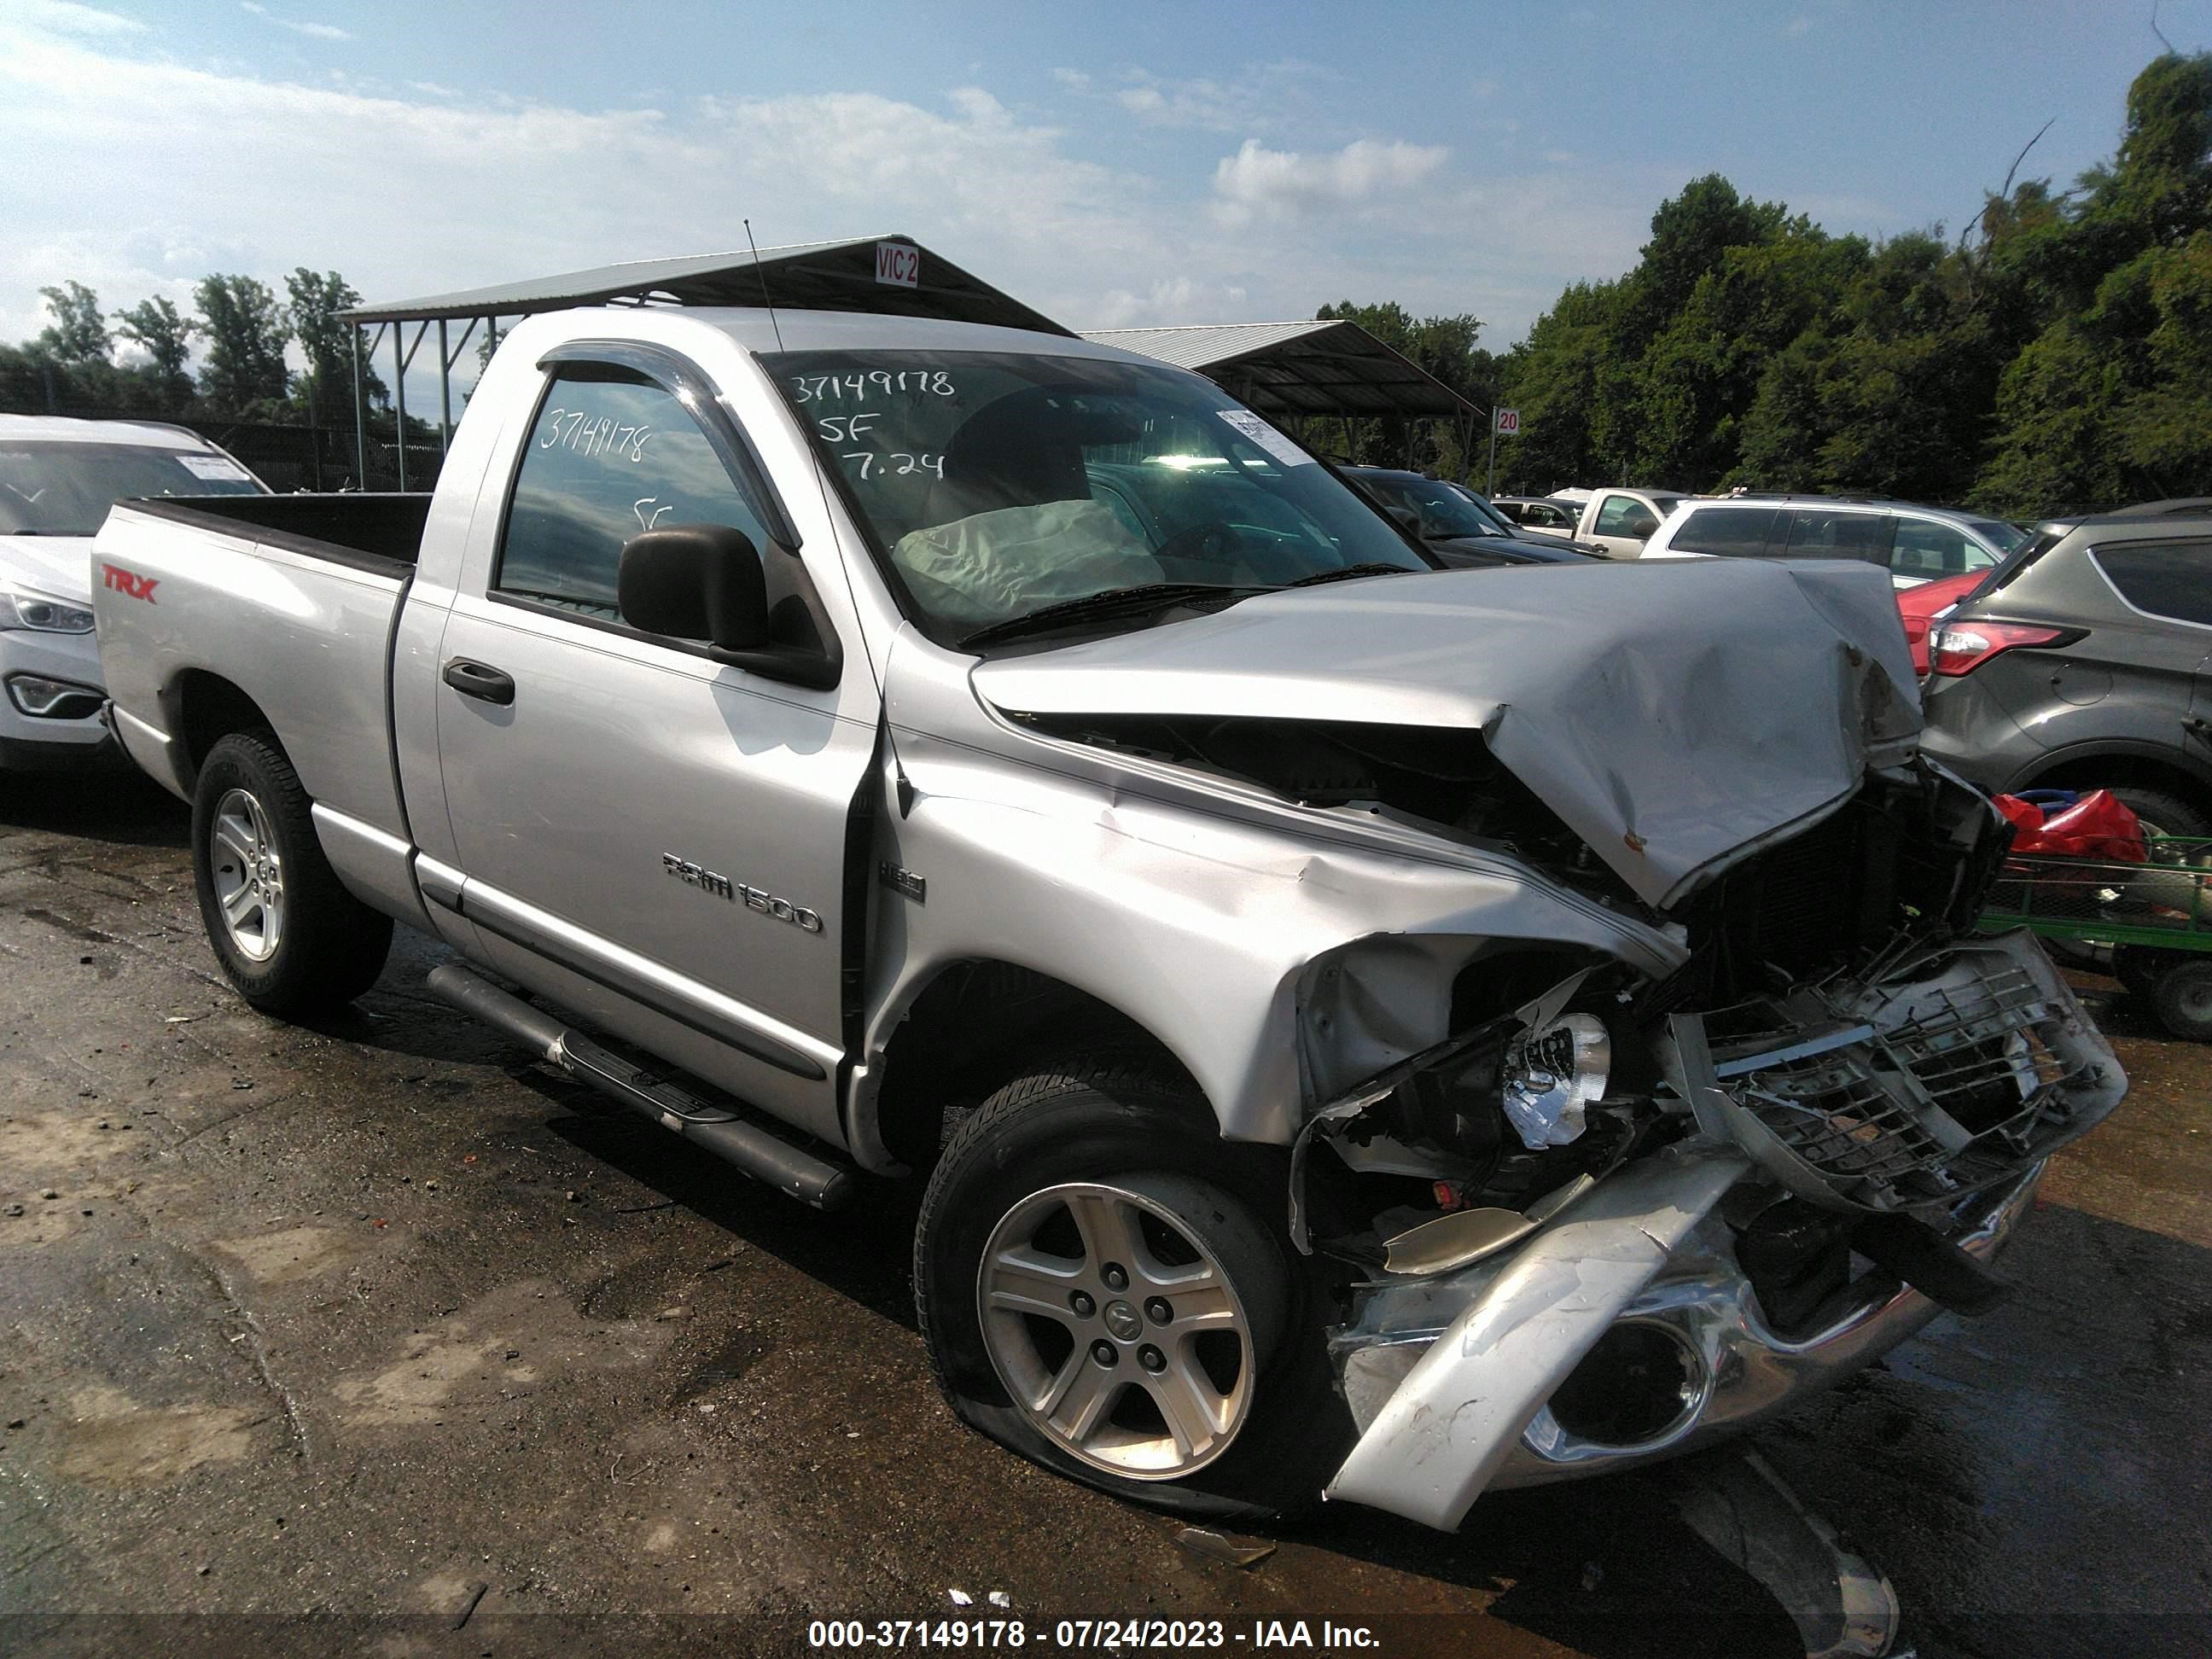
[
  {"xmin": 1080, "ymin": 319, "xmax": 1476, "ymax": 421},
  {"xmin": 341, "ymin": 235, "xmax": 1072, "ymax": 336}
]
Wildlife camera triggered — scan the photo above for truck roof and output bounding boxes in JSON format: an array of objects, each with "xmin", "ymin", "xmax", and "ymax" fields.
[
  {"xmin": 0, "ymin": 413, "xmax": 212, "ymax": 450},
  {"xmin": 668, "ymin": 304, "xmax": 1155, "ymax": 365}
]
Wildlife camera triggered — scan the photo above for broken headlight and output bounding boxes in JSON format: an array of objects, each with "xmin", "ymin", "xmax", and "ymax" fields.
[{"xmin": 1502, "ymin": 1013, "xmax": 1610, "ymax": 1149}]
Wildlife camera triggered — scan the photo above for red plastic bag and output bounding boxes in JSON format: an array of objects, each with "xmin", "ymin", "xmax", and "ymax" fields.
[{"xmin": 1994, "ymin": 789, "xmax": 2147, "ymax": 862}]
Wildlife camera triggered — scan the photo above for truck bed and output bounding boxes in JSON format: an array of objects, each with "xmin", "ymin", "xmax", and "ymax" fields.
[
  {"xmin": 91, "ymin": 493, "xmax": 435, "ymax": 892},
  {"xmin": 117, "ymin": 492, "xmax": 432, "ymax": 578}
]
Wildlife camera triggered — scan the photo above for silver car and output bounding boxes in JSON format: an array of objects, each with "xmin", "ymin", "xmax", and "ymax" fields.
[{"xmin": 0, "ymin": 414, "xmax": 265, "ymax": 771}]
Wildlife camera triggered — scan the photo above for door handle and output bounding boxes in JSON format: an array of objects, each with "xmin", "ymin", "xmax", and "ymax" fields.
[{"xmin": 443, "ymin": 658, "xmax": 515, "ymax": 706}]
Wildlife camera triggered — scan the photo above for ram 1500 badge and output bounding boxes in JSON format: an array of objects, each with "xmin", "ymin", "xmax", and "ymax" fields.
[{"xmin": 91, "ymin": 300, "xmax": 2122, "ymax": 1532}]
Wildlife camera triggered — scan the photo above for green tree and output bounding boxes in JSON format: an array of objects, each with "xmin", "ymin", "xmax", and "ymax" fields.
[
  {"xmin": 1497, "ymin": 280, "xmax": 1620, "ymax": 492},
  {"xmin": 1732, "ymin": 232, "xmax": 1999, "ymax": 502},
  {"xmin": 111, "ymin": 295, "xmax": 199, "ymax": 410},
  {"xmin": 285, "ymin": 267, "xmax": 382, "ymax": 426},
  {"xmin": 1636, "ymin": 218, "xmax": 1862, "ymax": 487},
  {"xmin": 37, "ymin": 280, "xmax": 110, "ymax": 365},
  {"xmin": 194, "ymin": 273, "xmax": 291, "ymax": 414},
  {"xmin": 1976, "ymin": 51, "xmax": 2212, "ymax": 511},
  {"xmin": 1311, "ymin": 300, "xmax": 1490, "ymax": 474}
]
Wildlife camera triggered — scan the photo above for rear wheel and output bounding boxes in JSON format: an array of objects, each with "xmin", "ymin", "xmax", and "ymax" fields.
[
  {"xmin": 913, "ymin": 1053, "xmax": 1352, "ymax": 1520},
  {"xmin": 2109, "ymin": 788, "xmax": 2212, "ymax": 843},
  {"xmin": 191, "ymin": 731, "xmax": 393, "ymax": 1016},
  {"xmin": 2151, "ymin": 960, "xmax": 2212, "ymax": 1043},
  {"xmin": 2111, "ymin": 944, "xmax": 2185, "ymax": 998}
]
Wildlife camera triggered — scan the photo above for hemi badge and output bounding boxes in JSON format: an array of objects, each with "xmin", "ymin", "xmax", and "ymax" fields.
[{"xmin": 879, "ymin": 863, "xmax": 926, "ymax": 903}]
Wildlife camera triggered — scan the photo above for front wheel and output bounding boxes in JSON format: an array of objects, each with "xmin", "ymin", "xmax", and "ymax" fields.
[
  {"xmin": 913, "ymin": 1054, "xmax": 1352, "ymax": 1520},
  {"xmin": 191, "ymin": 731, "xmax": 393, "ymax": 1016}
]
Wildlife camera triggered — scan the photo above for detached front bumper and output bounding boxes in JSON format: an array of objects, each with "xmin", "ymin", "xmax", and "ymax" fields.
[
  {"xmin": 1325, "ymin": 1154, "xmax": 2042, "ymax": 1528},
  {"xmin": 1320, "ymin": 928, "xmax": 2120, "ymax": 1532}
]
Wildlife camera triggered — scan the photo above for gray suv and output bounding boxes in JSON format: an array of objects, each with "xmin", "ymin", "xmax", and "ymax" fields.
[{"xmin": 1921, "ymin": 511, "xmax": 2212, "ymax": 836}]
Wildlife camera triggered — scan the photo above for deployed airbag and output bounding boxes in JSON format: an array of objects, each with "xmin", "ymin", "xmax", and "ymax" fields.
[{"xmin": 894, "ymin": 499, "xmax": 1161, "ymax": 629}]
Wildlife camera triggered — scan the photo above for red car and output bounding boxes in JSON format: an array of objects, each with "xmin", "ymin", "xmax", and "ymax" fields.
[{"xmin": 1898, "ymin": 570, "xmax": 1984, "ymax": 674}]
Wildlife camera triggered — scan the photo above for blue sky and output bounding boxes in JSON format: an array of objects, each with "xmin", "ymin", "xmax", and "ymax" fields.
[{"xmin": 0, "ymin": 0, "xmax": 2203, "ymax": 405}]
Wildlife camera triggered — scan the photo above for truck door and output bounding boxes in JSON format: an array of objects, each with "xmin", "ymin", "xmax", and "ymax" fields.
[
  {"xmin": 432, "ymin": 351, "xmax": 876, "ymax": 1147},
  {"xmin": 1585, "ymin": 492, "xmax": 1663, "ymax": 560}
]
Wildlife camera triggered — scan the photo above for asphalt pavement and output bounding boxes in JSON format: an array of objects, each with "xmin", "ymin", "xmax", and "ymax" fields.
[{"xmin": 3, "ymin": 771, "xmax": 2209, "ymax": 1657}]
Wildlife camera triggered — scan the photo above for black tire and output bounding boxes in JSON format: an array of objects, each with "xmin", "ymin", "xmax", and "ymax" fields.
[
  {"xmin": 190, "ymin": 731, "xmax": 393, "ymax": 1016},
  {"xmin": 2111, "ymin": 944, "xmax": 2184, "ymax": 998},
  {"xmin": 2151, "ymin": 960, "xmax": 2212, "ymax": 1043},
  {"xmin": 913, "ymin": 1052, "xmax": 1353, "ymax": 1522},
  {"xmin": 2109, "ymin": 788, "xmax": 2212, "ymax": 842}
]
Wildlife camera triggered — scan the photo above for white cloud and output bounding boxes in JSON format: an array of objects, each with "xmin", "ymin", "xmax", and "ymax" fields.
[
  {"xmin": 239, "ymin": 3, "xmax": 353, "ymax": 42},
  {"xmin": 1210, "ymin": 137, "xmax": 1448, "ymax": 226},
  {"xmin": 1100, "ymin": 61, "xmax": 1330, "ymax": 134},
  {"xmin": 0, "ymin": 9, "xmax": 1662, "ymax": 369},
  {"xmin": 1088, "ymin": 276, "xmax": 1260, "ymax": 329},
  {"xmin": 1049, "ymin": 67, "xmax": 1090, "ymax": 90},
  {"xmin": 9, "ymin": 1, "xmax": 143, "ymax": 33}
]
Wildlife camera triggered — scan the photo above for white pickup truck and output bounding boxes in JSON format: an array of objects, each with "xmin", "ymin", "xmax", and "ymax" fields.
[
  {"xmin": 91, "ymin": 299, "xmax": 2123, "ymax": 1533},
  {"xmin": 1569, "ymin": 486, "xmax": 1689, "ymax": 559}
]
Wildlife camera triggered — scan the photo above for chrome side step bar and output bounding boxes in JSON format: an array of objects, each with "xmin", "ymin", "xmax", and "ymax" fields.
[{"xmin": 427, "ymin": 963, "xmax": 856, "ymax": 1212}]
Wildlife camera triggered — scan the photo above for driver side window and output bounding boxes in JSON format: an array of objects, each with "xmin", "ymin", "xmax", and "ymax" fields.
[
  {"xmin": 1594, "ymin": 494, "xmax": 1657, "ymax": 539},
  {"xmin": 498, "ymin": 369, "xmax": 772, "ymax": 620}
]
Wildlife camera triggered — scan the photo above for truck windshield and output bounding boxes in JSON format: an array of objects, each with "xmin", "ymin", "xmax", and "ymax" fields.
[
  {"xmin": 764, "ymin": 350, "xmax": 1428, "ymax": 642},
  {"xmin": 0, "ymin": 442, "xmax": 264, "ymax": 535}
]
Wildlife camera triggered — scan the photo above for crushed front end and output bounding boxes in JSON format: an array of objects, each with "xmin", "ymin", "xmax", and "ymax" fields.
[{"xmin": 1299, "ymin": 760, "xmax": 2127, "ymax": 1530}]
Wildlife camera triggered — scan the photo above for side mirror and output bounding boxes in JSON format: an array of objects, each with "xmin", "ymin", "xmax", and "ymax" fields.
[{"xmin": 617, "ymin": 525, "xmax": 768, "ymax": 649}]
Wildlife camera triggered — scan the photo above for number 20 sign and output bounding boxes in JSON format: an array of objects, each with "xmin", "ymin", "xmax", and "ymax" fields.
[
  {"xmin": 1494, "ymin": 407, "xmax": 1522, "ymax": 435},
  {"xmin": 876, "ymin": 242, "xmax": 919, "ymax": 288}
]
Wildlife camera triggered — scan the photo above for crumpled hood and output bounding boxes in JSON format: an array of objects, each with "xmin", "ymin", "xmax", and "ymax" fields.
[
  {"xmin": 0, "ymin": 535, "xmax": 95, "ymax": 605},
  {"xmin": 971, "ymin": 559, "xmax": 1922, "ymax": 909}
]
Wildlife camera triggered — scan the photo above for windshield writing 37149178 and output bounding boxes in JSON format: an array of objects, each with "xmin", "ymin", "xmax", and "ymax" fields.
[
  {"xmin": 766, "ymin": 348, "xmax": 1427, "ymax": 645},
  {"xmin": 538, "ymin": 407, "xmax": 652, "ymax": 463}
]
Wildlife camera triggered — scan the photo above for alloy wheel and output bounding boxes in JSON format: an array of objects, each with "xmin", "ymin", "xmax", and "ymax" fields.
[
  {"xmin": 976, "ymin": 1179, "xmax": 1260, "ymax": 1480},
  {"xmin": 209, "ymin": 787, "xmax": 284, "ymax": 963}
]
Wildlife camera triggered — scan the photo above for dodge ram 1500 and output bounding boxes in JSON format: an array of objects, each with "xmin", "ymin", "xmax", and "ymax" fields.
[{"xmin": 92, "ymin": 300, "xmax": 2124, "ymax": 1531}]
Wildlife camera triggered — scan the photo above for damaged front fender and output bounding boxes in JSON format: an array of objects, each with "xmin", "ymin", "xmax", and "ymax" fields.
[{"xmin": 861, "ymin": 632, "xmax": 1688, "ymax": 1157}]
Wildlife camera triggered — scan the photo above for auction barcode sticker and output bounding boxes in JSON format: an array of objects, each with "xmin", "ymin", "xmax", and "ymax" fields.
[{"xmin": 1218, "ymin": 409, "xmax": 1313, "ymax": 466}]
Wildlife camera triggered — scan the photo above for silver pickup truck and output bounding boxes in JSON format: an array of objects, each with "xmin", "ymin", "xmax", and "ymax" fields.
[{"xmin": 92, "ymin": 301, "xmax": 2125, "ymax": 1533}]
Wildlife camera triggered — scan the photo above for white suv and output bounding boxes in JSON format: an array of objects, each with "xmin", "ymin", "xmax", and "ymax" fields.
[
  {"xmin": 1, "ymin": 416, "xmax": 266, "ymax": 771},
  {"xmin": 1639, "ymin": 496, "xmax": 2028, "ymax": 588}
]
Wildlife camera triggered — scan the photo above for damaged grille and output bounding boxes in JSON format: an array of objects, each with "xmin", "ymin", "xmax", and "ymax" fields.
[
  {"xmin": 1689, "ymin": 766, "xmax": 2005, "ymax": 998},
  {"xmin": 1697, "ymin": 938, "xmax": 2120, "ymax": 1211}
]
